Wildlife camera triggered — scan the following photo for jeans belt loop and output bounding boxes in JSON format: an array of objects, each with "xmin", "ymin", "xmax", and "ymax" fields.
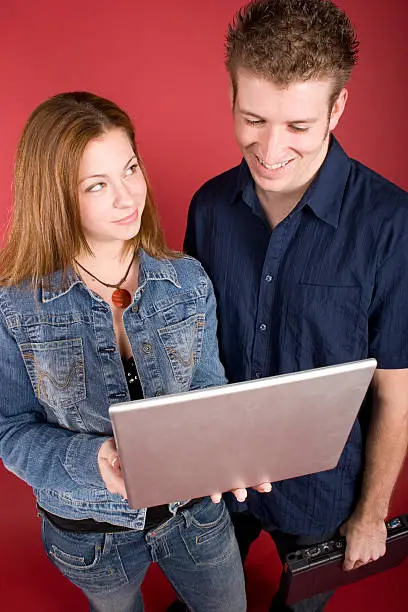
[{"xmin": 180, "ymin": 507, "xmax": 194, "ymax": 528}]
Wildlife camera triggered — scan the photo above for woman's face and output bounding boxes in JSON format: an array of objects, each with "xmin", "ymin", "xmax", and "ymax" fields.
[{"xmin": 77, "ymin": 128, "xmax": 147, "ymax": 249}]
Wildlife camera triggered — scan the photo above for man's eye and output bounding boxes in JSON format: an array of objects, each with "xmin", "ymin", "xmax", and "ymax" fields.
[
  {"xmin": 290, "ymin": 125, "xmax": 309, "ymax": 133},
  {"xmin": 245, "ymin": 119, "xmax": 264, "ymax": 127},
  {"xmin": 86, "ymin": 183, "xmax": 105, "ymax": 193}
]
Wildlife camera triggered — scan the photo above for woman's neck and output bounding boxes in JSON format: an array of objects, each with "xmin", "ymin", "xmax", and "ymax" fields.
[{"xmin": 75, "ymin": 241, "xmax": 135, "ymax": 285}]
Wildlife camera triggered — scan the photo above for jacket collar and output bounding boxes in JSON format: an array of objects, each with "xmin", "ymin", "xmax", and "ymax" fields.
[{"xmin": 41, "ymin": 249, "xmax": 181, "ymax": 303}]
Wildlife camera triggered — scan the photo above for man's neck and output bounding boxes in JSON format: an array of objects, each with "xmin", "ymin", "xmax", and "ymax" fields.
[
  {"xmin": 255, "ymin": 185, "xmax": 307, "ymax": 230},
  {"xmin": 255, "ymin": 132, "xmax": 332, "ymax": 229}
]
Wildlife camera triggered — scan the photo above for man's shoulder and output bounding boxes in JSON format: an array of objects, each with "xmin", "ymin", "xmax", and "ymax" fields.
[
  {"xmin": 350, "ymin": 158, "xmax": 408, "ymax": 212},
  {"xmin": 191, "ymin": 164, "xmax": 242, "ymax": 209},
  {"xmin": 344, "ymin": 159, "xmax": 408, "ymax": 258}
]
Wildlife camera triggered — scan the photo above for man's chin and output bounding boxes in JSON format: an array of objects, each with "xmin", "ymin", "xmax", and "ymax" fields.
[{"xmin": 253, "ymin": 175, "xmax": 294, "ymax": 196}]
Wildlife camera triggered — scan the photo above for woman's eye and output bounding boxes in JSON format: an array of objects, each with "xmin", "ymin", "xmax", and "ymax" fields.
[
  {"xmin": 125, "ymin": 163, "xmax": 139, "ymax": 176},
  {"xmin": 86, "ymin": 182, "xmax": 105, "ymax": 193}
]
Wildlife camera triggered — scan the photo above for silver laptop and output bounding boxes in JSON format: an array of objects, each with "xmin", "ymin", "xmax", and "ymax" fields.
[{"xmin": 109, "ymin": 359, "xmax": 376, "ymax": 509}]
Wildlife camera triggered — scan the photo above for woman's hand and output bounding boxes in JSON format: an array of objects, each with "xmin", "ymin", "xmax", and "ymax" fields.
[
  {"xmin": 210, "ymin": 482, "xmax": 272, "ymax": 503},
  {"xmin": 97, "ymin": 438, "xmax": 127, "ymax": 499}
]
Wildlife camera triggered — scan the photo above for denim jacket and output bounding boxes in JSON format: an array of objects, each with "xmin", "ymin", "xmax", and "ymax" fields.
[{"xmin": 0, "ymin": 250, "xmax": 226, "ymax": 529}]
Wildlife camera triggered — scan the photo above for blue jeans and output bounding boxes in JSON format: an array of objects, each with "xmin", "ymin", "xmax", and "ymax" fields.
[{"xmin": 41, "ymin": 498, "xmax": 246, "ymax": 612}]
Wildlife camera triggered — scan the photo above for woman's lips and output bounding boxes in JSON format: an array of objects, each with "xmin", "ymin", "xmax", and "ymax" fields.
[{"xmin": 113, "ymin": 208, "xmax": 139, "ymax": 225}]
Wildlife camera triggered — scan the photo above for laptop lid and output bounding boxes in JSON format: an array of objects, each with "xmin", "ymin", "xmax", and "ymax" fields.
[{"xmin": 109, "ymin": 359, "xmax": 376, "ymax": 509}]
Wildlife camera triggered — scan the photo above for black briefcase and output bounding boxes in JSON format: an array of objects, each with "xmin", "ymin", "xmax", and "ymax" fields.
[{"xmin": 282, "ymin": 514, "xmax": 408, "ymax": 604}]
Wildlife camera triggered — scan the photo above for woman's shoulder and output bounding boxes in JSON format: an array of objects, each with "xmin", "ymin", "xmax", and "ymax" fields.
[
  {"xmin": 0, "ymin": 281, "xmax": 38, "ymax": 321},
  {"xmin": 170, "ymin": 253, "xmax": 206, "ymax": 273},
  {"xmin": 140, "ymin": 250, "xmax": 210, "ymax": 294},
  {"xmin": 0, "ymin": 280, "xmax": 34, "ymax": 303},
  {"xmin": 168, "ymin": 253, "xmax": 209, "ymax": 285}
]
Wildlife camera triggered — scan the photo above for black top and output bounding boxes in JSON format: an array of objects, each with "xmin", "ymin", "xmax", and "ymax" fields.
[
  {"xmin": 185, "ymin": 135, "xmax": 408, "ymax": 536},
  {"xmin": 123, "ymin": 355, "xmax": 144, "ymax": 400}
]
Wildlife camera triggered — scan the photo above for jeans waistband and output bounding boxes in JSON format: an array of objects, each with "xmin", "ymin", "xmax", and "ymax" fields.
[{"xmin": 38, "ymin": 497, "xmax": 204, "ymax": 534}]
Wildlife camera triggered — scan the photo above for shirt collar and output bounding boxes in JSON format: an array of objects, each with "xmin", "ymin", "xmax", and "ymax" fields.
[
  {"xmin": 231, "ymin": 136, "xmax": 352, "ymax": 229},
  {"xmin": 41, "ymin": 248, "xmax": 181, "ymax": 303}
]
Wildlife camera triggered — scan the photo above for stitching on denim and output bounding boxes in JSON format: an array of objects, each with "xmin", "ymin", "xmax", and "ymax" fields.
[{"xmin": 21, "ymin": 351, "xmax": 84, "ymax": 401}]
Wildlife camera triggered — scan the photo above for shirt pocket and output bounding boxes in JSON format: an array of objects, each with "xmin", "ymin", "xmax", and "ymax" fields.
[
  {"xmin": 157, "ymin": 313, "xmax": 205, "ymax": 385},
  {"xmin": 284, "ymin": 282, "xmax": 363, "ymax": 363},
  {"xmin": 20, "ymin": 338, "xmax": 86, "ymax": 409}
]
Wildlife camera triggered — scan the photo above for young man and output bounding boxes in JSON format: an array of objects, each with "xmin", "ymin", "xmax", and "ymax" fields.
[{"xmin": 184, "ymin": 1, "xmax": 408, "ymax": 610}]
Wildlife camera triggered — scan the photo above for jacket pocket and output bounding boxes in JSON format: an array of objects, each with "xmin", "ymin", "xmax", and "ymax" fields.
[
  {"xmin": 20, "ymin": 338, "xmax": 86, "ymax": 409},
  {"xmin": 157, "ymin": 313, "xmax": 205, "ymax": 385}
]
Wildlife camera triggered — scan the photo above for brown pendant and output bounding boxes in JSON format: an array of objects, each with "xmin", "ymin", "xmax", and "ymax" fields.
[{"xmin": 112, "ymin": 288, "xmax": 132, "ymax": 309}]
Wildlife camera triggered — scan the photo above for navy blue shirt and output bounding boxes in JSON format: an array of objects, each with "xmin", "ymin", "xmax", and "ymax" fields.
[{"xmin": 184, "ymin": 137, "xmax": 408, "ymax": 536}]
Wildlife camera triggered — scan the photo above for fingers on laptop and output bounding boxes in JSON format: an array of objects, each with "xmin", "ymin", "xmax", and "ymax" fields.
[
  {"xmin": 210, "ymin": 482, "xmax": 272, "ymax": 503},
  {"xmin": 253, "ymin": 482, "xmax": 272, "ymax": 493}
]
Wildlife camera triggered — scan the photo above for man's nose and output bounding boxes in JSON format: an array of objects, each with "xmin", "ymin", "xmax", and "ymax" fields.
[{"xmin": 261, "ymin": 127, "xmax": 282, "ymax": 163}]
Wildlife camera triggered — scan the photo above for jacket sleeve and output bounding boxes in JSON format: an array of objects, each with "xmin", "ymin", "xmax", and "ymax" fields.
[
  {"xmin": 189, "ymin": 267, "xmax": 228, "ymax": 390},
  {"xmin": 0, "ymin": 313, "xmax": 109, "ymax": 493}
]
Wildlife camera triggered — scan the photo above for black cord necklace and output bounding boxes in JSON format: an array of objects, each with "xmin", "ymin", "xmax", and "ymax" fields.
[{"xmin": 74, "ymin": 256, "xmax": 134, "ymax": 308}]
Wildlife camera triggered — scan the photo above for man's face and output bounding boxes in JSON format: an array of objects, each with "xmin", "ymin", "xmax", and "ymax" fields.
[{"xmin": 232, "ymin": 69, "xmax": 346, "ymax": 199}]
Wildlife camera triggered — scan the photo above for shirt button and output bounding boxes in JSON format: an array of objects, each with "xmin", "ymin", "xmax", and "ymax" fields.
[
  {"xmin": 155, "ymin": 390, "xmax": 165, "ymax": 397},
  {"xmin": 132, "ymin": 304, "xmax": 139, "ymax": 313},
  {"xmin": 265, "ymin": 275, "xmax": 273, "ymax": 283},
  {"xmin": 259, "ymin": 323, "xmax": 267, "ymax": 331},
  {"xmin": 142, "ymin": 343, "xmax": 152, "ymax": 354}
]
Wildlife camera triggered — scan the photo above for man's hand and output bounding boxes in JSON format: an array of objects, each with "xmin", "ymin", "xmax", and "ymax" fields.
[
  {"xmin": 97, "ymin": 438, "xmax": 127, "ymax": 499},
  {"xmin": 340, "ymin": 369, "xmax": 408, "ymax": 571},
  {"xmin": 210, "ymin": 482, "xmax": 272, "ymax": 503},
  {"xmin": 340, "ymin": 511, "xmax": 387, "ymax": 571}
]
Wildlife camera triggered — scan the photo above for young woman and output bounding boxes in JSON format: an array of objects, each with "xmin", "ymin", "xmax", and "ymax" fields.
[{"xmin": 0, "ymin": 92, "xmax": 247, "ymax": 612}]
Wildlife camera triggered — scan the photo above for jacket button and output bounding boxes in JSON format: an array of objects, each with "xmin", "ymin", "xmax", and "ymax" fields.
[
  {"xmin": 155, "ymin": 390, "xmax": 165, "ymax": 397},
  {"xmin": 93, "ymin": 305, "xmax": 108, "ymax": 313},
  {"xmin": 142, "ymin": 343, "xmax": 152, "ymax": 354},
  {"xmin": 99, "ymin": 346, "xmax": 115, "ymax": 353},
  {"xmin": 110, "ymin": 392, "xmax": 127, "ymax": 400}
]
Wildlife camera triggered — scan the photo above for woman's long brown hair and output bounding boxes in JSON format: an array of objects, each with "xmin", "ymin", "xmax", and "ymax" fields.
[{"xmin": 0, "ymin": 92, "xmax": 178, "ymax": 287}]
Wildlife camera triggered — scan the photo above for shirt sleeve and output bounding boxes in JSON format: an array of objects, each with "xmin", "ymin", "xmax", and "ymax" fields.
[
  {"xmin": 0, "ymin": 312, "xmax": 109, "ymax": 492},
  {"xmin": 183, "ymin": 192, "xmax": 200, "ymax": 259},
  {"xmin": 368, "ymin": 246, "xmax": 408, "ymax": 369}
]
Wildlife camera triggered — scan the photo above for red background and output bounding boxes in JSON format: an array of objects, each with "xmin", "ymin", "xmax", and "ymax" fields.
[
  {"xmin": 0, "ymin": 0, "xmax": 407, "ymax": 247},
  {"xmin": 0, "ymin": 1, "xmax": 407, "ymax": 610}
]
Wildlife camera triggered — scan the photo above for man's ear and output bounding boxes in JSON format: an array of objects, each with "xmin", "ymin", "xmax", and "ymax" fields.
[{"xmin": 329, "ymin": 88, "xmax": 348, "ymax": 131}]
